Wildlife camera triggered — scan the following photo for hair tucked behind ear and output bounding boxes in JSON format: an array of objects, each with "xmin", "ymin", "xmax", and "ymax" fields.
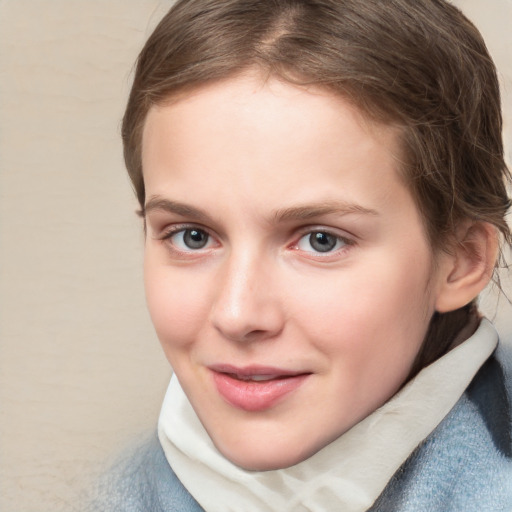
[{"xmin": 123, "ymin": 0, "xmax": 511, "ymax": 373}]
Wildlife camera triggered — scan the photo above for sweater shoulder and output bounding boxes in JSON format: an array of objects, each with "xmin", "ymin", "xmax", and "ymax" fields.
[
  {"xmin": 371, "ymin": 343, "xmax": 512, "ymax": 512},
  {"xmin": 86, "ymin": 433, "xmax": 204, "ymax": 512}
]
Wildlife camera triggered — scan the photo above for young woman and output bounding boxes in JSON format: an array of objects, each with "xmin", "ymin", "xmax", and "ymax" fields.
[{"xmin": 94, "ymin": 1, "xmax": 512, "ymax": 510}]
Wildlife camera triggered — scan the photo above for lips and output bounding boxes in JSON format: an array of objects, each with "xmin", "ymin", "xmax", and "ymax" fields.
[{"xmin": 210, "ymin": 365, "xmax": 311, "ymax": 412}]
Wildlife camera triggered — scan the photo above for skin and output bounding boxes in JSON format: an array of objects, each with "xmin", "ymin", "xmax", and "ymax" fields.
[{"xmin": 141, "ymin": 72, "xmax": 454, "ymax": 470}]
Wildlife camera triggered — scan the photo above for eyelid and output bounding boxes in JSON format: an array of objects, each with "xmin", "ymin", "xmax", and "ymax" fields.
[
  {"xmin": 157, "ymin": 223, "xmax": 220, "ymax": 255},
  {"xmin": 293, "ymin": 225, "xmax": 355, "ymax": 242},
  {"xmin": 290, "ymin": 226, "xmax": 355, "ymax": 258},
  {"xmin": 156, "ymin": 222, "xmax": 211, "ymax": 239}
]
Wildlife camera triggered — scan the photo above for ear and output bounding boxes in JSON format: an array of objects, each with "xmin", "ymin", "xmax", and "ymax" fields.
[{"xmin": 435, "ymin": 222, "xmax": 498, "ymax": 313}]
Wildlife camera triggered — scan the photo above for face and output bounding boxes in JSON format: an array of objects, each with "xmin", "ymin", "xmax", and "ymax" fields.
[{"xmin": 142, "ymin": 73, "xmax": 446, "ymax": 470}]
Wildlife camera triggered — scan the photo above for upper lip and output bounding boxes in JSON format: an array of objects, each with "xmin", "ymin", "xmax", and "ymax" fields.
[{"xmin": 209, "ymin": 364, "xmax": 310, "ymax": 378}]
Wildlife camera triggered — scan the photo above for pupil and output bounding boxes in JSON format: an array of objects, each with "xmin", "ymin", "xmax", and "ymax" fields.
[
  {"xmin": 184, "ymin": 229, "xmax": 208, "ymax": 249},
  {"xmin": 310, "ymin": 232, "xmax": 336, "ymax": 252}
]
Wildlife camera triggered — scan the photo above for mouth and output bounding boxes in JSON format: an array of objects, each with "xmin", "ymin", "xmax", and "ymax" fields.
[
  {"xmin": 226, "ymin": 374, "xmax": 289, "ymax": 381},
  {"xmin": 209, "ymin": 365, "xmax": 311, "ymax": 412}
]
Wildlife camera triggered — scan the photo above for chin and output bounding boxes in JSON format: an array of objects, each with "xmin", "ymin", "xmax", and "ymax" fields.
[
  {"xmin": 214, "ymin": 437, "xmax": 321, "ymax": 471},
  {"xmin": 223, "ymin": 450, "xmax": 302, "ymax": 472}
]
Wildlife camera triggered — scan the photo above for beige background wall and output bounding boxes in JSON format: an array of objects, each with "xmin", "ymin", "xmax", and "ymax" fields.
[{"xmin": 0, "ymin": 1, "xmax": 511, "ymax": 511}]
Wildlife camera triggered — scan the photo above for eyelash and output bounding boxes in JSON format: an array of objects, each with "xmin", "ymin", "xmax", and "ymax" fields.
[
  {"xmin": 157, "ymin": 224, "xmax": 355, "ymax": 259},
  {"xmin": 291, "ymin": 228, "xmax": 354, "ymax": 260},
  {"xmin": 158, "ymin": 225, "xmax": 218, "ymax": 256},
  {"xmin": 294, "ymin": 228, "xmax": 354, "ymax": 258}
]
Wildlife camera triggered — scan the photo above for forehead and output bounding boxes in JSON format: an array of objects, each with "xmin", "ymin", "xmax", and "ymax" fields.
[
  {"xmin": 141, "ymin": 72, "xmax": 415, "ymax": 225},
  {"xmin": 144, "ymin": 70, "xmax": 401, "ymax": 142},
  {"xmin": 143, "ymin": 73, "xmax": 402, "ymax": 166}
]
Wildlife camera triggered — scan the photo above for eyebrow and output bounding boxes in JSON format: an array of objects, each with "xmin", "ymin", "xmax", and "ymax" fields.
[
  {"xmin": 143, "ymin": 196, "xmax": 211, "ymax": 222},
  {"xmin": 272, "ymin": 201, "xmax": 379, "ymax": 223},
  {"xmin": 143, "ymin": 196, "xmax": 378, "ymax": 223}
]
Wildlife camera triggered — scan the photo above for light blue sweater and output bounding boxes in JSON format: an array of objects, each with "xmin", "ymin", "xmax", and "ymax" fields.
[{"xmin": 91, "ymin": 342, "xmax": 512, "ymax": 511}]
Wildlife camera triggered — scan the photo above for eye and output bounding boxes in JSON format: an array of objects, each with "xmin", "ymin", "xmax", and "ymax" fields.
[
  {"xmin": 297, "ymin": 231, "xmax": 347, "ymax": 253},
  {"xmin": 164, "ymin": 227, "xmax": 214, "ymax": 251}
]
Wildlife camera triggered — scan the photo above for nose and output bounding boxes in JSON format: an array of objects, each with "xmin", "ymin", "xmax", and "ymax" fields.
[{"xmin": 209, "ymin": 250, "xmax": 284, "ymax": 343}]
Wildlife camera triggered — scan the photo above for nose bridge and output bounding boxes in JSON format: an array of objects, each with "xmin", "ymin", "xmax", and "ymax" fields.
[{"xmin": 210, "ymin": 244, "xmax": 282, "ymax": 341}]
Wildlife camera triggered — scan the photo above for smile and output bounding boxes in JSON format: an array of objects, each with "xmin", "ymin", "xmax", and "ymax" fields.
[{"xmin": 209, "ymin": 365, "xmax": 311, "ymax": 412}]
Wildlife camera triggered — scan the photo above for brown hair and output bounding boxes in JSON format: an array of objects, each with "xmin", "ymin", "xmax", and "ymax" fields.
[{"xmin": 123, "ymin": 0, "xmax": 511, "ymax": 372}]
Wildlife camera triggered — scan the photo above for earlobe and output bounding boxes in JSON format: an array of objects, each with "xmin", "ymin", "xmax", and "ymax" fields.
[{"xmin": 435, "ymin": 222, "xmax": 498, "ymax": 313}]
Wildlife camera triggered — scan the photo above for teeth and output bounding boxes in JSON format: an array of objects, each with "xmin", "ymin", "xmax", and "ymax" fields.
[{"xmin": 236, "ymin": 374, "xmax": 278, "ymax": 382}]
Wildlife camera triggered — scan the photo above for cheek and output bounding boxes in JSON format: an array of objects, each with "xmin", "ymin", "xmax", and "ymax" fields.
[
  {"xmin": 144, "ymin": 255, "xmax": 208, "ymax": 351},
  {"xmin": 290, "ymin": 249, "xmax": 434, "ymax": 361}
]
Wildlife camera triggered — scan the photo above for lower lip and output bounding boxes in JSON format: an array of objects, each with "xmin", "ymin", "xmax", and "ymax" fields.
[{"xmin": 211, "ymin": 372, "xmax": 309, "ymax": 412}]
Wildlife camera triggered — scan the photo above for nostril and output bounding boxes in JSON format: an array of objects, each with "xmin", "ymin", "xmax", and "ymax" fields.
[
  {"xmin": 241, "ymin": 329, "xmax": 274, "ymax": 342},
  {"xmin": 217, "ymin": 327, "xmax": 281, "ymax": 343},
  {"xmin": 246, "ymin": 329, "xmax": 266, "ymax": 337},
  {"xmin": 210, "ymin": 307, "xmax": 284, "ymax": 342}
]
